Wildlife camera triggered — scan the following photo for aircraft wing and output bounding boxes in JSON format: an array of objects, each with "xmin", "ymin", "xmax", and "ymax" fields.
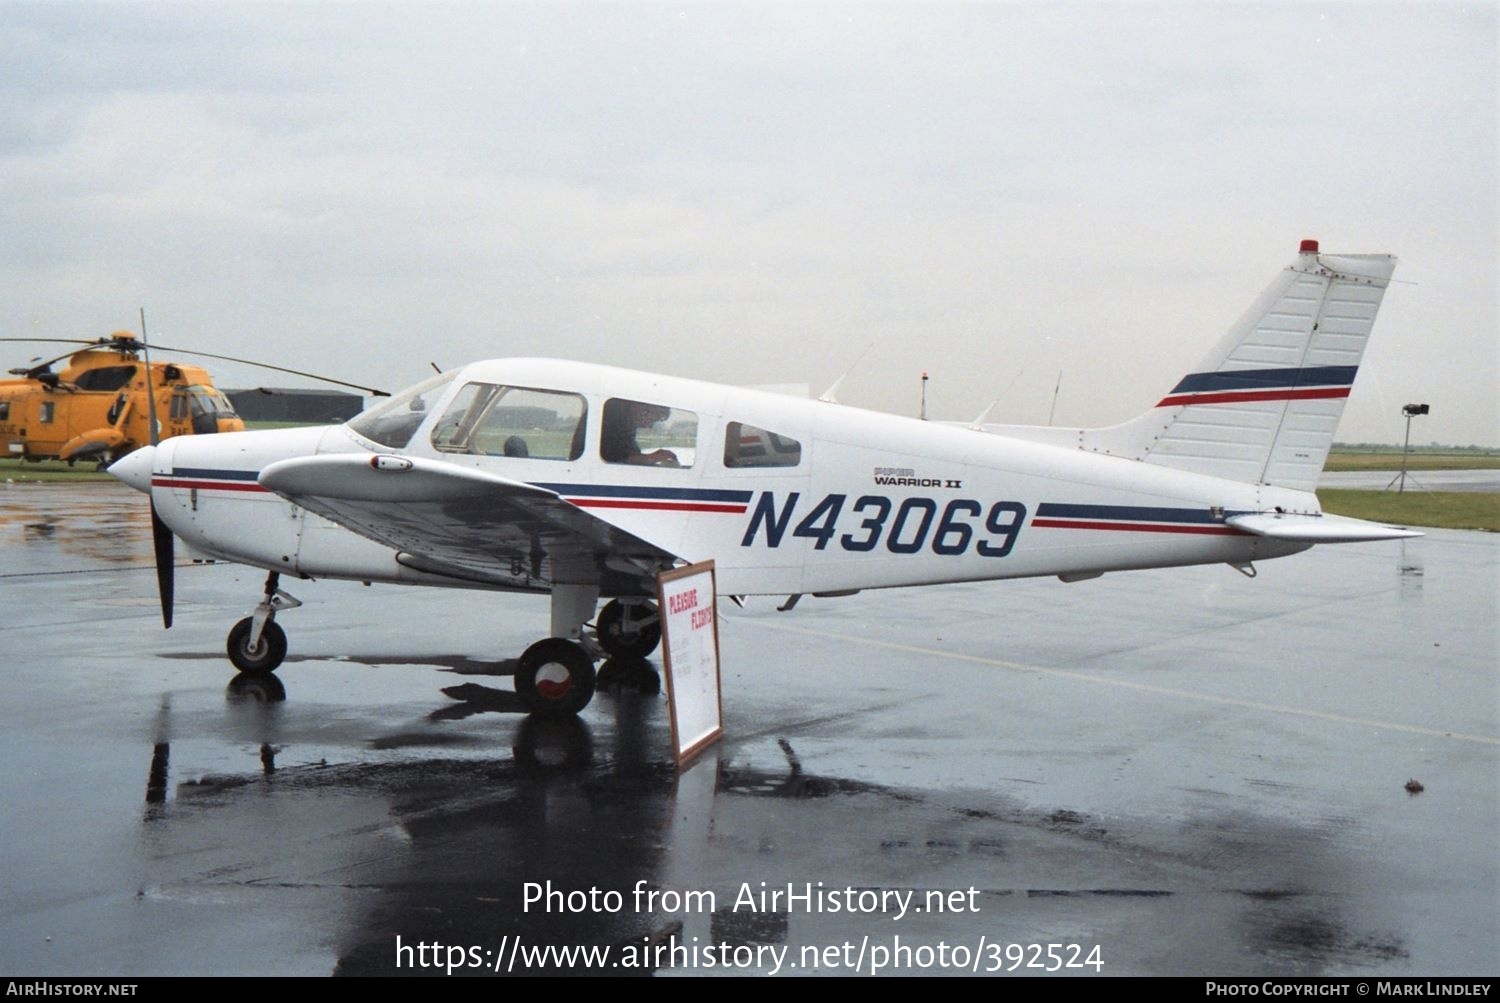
[
  {"xmin": 1226, "ymin": 512, "xmax": 1421, "ymax": 543},
  {"xmin": 258, "ymin": 454, "xmax": 680, "ymax": 593}
]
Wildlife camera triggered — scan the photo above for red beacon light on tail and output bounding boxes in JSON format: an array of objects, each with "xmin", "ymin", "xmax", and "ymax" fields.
[{"xmin": 1299, "ymin": 238, "xmax": 1320, "ymax": 254}]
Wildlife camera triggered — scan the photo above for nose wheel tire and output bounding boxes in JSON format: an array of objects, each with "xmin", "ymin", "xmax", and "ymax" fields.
[
  {"xmin": 227, "ymin": 618, "xmax": 288, "ymax": 675},
  {"xmin": 596, "ymin": 599, "xmax": 662, "ymax": 659},
  {"xmin": 515, "ymin": 638, "xmax": 596, "ymax": 718}
]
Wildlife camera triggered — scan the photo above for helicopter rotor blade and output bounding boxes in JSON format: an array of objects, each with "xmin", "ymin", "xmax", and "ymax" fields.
[
  {"xmin": 146, "ymin": 343, "xmax": 390, "ymax": 397},
  {"xmin": 2, "ymin": 344, "xmax": 99, "ymax": 376},
  {"xmin": 151, "ymin": 501, "xmax": 175, "ymax": 630},
  {"xmin": 3, "ymin": 336, "xmax": 388, "ymax": 397}
]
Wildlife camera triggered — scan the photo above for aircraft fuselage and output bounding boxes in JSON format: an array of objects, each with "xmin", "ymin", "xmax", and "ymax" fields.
[{"xmin": 125, "ymin": 358, "xmax": 1313, "ymax": 598}]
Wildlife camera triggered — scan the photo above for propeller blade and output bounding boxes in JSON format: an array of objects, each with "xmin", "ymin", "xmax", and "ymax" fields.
[{"xmin": 151, "ymin": 501, "xmax": 175, "ymax": 630}]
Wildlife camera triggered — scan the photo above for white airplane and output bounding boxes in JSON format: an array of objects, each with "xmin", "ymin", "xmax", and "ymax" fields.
[{"xmin": 110, "ymin": 239, "xmax": 1416, "ymax": 717}]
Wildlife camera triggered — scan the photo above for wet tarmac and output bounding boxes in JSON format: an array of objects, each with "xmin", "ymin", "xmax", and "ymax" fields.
[
  {"xmin": 1319, "ymin": 469, "xmax": 1500, "ymax": 493},
  {"xmin": 1, "ymin": 481, "xmax": 1496, "ymax": 977}
]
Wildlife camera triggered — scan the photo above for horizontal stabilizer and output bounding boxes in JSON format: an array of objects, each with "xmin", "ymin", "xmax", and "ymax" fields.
[{"xmin": 1226, "ymin": 512, "xmax": 1421, "ymax": 543}]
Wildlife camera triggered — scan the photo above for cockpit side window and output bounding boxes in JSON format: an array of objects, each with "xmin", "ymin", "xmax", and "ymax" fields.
[
  {"xmin": 601, "ymin": 398, "xmax": 697, "ymax": 468},
  {"xmin": 723, "ymin": 421, "xmax": 802, "ymax": 468},
  {"xmin": 349, "ymin": 371, "xmax": 456, "ymax": 449},
  {"xmin": 431, "ymin": 383, "xmax": 586, "ymax": 461}
]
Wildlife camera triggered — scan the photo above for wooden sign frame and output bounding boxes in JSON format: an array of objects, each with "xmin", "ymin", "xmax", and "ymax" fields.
[{"xmin": 655, "ymin": 560, "xmax": 725, "ymax": 767}]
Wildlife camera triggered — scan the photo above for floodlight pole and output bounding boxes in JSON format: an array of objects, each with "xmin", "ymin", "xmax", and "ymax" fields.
[
  {"xmin": 1385, "ymin": 404, "xmax": 1429, "ymax": 493},
  {"xmin": 1396, "ymin": 411, "xmax": 1414, "ymax": 494}
]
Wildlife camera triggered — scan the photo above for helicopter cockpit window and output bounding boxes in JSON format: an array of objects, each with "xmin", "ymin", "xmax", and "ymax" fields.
[
  {"xmin": 181, "ymin": 386, "xmax": 235, "ymax": 434},
  {"xmin": 601, "ymin": 398, "xmax": 697, "ymax": 468},
  {"xmin": 169, "ymin": 394, "xmax": 189, "ymax": 421},
  {"xmin": 73, "ymin": 366, "xmax": 136, "ymax": 392},
  {"xmin": 185, "ymin": 385, "xmax": 236, "ymax": 417},
  {"xmin": 723, "ymin": 421, "xmax": 802, "ymax": 468},
  {"xmin": 349, "ymin": 371, "xmax": 456, "ymax": 449},
  {"xmin": 431, "ymin": 383, "xmax": 586, "ymax": 461}
]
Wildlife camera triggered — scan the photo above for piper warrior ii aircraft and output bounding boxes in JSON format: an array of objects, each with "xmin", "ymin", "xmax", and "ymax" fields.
[{"xmin": 111, "ymin": 240, "xmax": 1415, "ymax": 717}]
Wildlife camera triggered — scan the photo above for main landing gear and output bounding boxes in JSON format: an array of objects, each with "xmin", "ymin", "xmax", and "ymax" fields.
[
  {"xmin": 216, "ymin": 577, "xmax": 663, "ymax": 719},
  {"xmin": 513, "ymin": 590, "xmax": 662, "ymax": 719},
  {"xmin": 595, "ymin": 598, "xmax": 662, "ymax": 660}
]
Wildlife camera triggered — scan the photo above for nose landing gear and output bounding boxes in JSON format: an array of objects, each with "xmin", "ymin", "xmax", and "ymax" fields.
[{"xmin": 226, "ymin": 572, "xmax": 301, "ymax": 675}]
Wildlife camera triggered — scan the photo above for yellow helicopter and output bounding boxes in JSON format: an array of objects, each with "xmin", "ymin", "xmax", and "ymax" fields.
[{"xmin": 2, "ymin": 331, "xmax": 388, "ymax": 465}]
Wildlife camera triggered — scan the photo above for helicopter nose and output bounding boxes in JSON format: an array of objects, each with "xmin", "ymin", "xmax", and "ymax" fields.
[{"xmin": 108, "ymin": 445, "xmax": 156, "ymax": 494}]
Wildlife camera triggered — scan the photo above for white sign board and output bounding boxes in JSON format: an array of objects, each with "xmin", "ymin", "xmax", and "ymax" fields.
[{"xmin": 656, "ymin": 561, "xmax": 724, "ymax": 767}]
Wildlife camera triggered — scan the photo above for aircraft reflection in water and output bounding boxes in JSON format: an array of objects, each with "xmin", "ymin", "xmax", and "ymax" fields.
[
  {"xmin": 130, "ymin": 689, "xmax": 1402, "ymax": 976},
  {"xmin": 134, "ymin": 689, "xmax": 914, "ymax": 977},
  {"xmin": 109, "ymin": 241, "xmax": 1416, "ymax": 716}
]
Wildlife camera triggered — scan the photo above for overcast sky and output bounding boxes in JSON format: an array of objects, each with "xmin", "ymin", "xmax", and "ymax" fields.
[{"xmin": 3, "ymin": 2, "xmax": 1495, "ymax": 445}]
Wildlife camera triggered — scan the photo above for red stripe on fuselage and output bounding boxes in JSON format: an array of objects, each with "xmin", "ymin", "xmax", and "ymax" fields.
[
  {"xmin": 151, "ymin": 477, "xmax": 268, "ymax": 493},
  {"xmin": 1031, "ymin": 518, "xmax": 1245, "ymax": 536},
  {"xmin": 1156, "ymin": 387, "xmax": 1352, "ymax": 408},
  {"xmin": 564, "ymin": 498, "xmax": 747, "ymax": 514}
]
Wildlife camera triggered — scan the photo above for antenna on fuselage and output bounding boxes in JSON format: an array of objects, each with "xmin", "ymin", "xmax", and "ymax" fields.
[
  {"xmin": 1047, "ymin": 370, "xmax": 1062, "ymax": 426},
  {"xmin": 816, "ymin": 340, "xmax": 879, "ymax": 404},
  {"xmin": 969, "ymin": 398, "xmax": 1000, "ymax": 429},
  {"xmin": 968, "ymin": 369, "xmax": 1026, "ymax": 429},
  {"xmin": 919, "ymin": 370, "xmax": 929, "ymax": 420}
]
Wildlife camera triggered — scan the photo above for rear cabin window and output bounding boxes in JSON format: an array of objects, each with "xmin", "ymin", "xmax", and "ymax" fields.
[
  {"xmin": 601, "ymin": 398, "xmax": 697, "ymax": 468},
  {"xmin": 724, "ymin": 421, "xmax": 802, "ymax": 468},
  {"xmin": 431, "ymin": 383, "xmax": 586, "ymax": 461}
]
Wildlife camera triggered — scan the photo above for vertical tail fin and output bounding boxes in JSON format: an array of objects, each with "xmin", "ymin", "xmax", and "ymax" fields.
[
  {"xmin": 1132, "ymin": 240, "xmax": 1397, "ymax": 489},
  {"xmin": 987, "ymin": 241, "xmax": 1397, "ymax": 490}
]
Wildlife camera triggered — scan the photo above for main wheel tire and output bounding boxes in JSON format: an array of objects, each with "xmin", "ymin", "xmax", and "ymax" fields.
[
  {"xmin": 596, "ymin": 599, "xmax": 662, "ymax": 659},
  {"xmin": 515, "ymin": 638, "xmax": 596, "ymax": 718},
  {"xmin": 227, "ymin": 617, "xmax": 288, "ymax": 675}
]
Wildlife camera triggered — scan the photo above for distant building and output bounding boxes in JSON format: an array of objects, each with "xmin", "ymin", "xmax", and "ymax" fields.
[{"xmin": 224, "ymin": 388, "xmax": 364, "ymax": 424}]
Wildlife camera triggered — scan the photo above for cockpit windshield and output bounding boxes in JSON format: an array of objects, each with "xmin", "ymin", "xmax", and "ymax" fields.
[
  {"xmin": 431, "ymin": 382, "xmax": 587, "ymax": 461},
  {"xmin": 348, "ymin": 371, "xmax": 456, "ymax": 449},
  {"xmin": 184, "ymin": 385, "xmax": 237, "ymax": 417}
]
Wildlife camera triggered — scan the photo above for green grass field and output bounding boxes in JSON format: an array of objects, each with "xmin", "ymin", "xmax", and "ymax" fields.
[
  {"xmin": 1324, "ymin": 451, "xmax": 1500, "ymax": 472},
  {"xmin": 0, "ymin": 457, "xmax": 115, "ymax": 482},
  {"xmin": 1318, "ymin": 489, "xmax": 1500, "ymax": 533}
]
